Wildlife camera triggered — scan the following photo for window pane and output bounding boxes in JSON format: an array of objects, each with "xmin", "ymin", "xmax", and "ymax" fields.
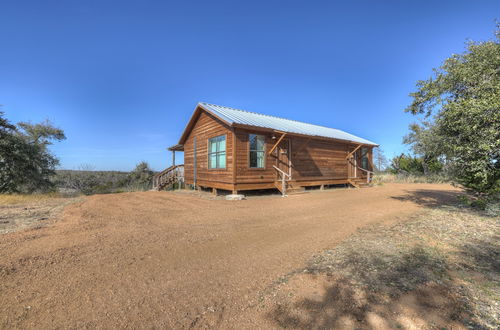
[
  {"xmin": 256, "ymin": 151, "xmax": 264, "ymax": 168},
  {"xmin": 361, "ymin": 148, "xmax": 368, "ymax": 169},
  {"xmin": 250, "ymin": 151, "xmax": 264, "ymax": 168},
  {"xmin": 209, "ymin": 154, "xmax": 217, "ymax": 169},
  {"xmin": 249, "ymin": 151, "xmax": 257, "ymax": 168},
  {"xmin": 218, "ymin": 136, "xmax": 226, "ymax": 152},
  {"xmin": 249, "ymin": 134, "xmax": 264, "ymax": 151},
  {"xmin": 210, "ymin": 139, "xmax": 217, "ymax": 153},
  {"xmin": 249, "ymin": 134, "xmax": 257, "ymax": 150},
  {"xmin": 256, "ymin": 136, "xmax": 265, "ymax": 151},
  {"xmin": 218, "ymin": 152, "xmax": 226, "ymax": 168}
]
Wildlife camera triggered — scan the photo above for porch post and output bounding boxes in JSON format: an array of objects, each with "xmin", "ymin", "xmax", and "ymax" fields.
[{"xmin": 172, "ymin": 151, "xmax": 176, "ymax": 166}]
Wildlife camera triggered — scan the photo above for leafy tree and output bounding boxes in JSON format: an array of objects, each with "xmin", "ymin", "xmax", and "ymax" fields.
[
  {"xmin": 125, "ymin": 161, "xmax": 154, "ymax": 190},
  {"xmin": 405, "ymin": 26, "xmax": 500, "ymax": 196},
  {"xmin": 0, "ymin": 110, "xmax": 15, "ymax": 133},
  {"xmin": 0, "ymin": 112, "xmax": 66, "ymax": 193},
  {"xmin": 403, "ymin": 121, "xmax": 444, "ymax": 175},
  {"xmin": 17, "ymin": 120, "xmax": 66, "ymax": 144},
  {"xmin": 389, "ymin": 154, "xmax": 424, "ymax": 175}
]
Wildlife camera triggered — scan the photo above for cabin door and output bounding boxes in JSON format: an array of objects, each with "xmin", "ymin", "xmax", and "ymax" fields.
[{"xmin": 276, "ymin": 139, "xmax": 291, "ymax": 179}]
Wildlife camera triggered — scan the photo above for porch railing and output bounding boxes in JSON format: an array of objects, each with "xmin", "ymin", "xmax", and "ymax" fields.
[
  {"xmin": 152, "ymin": 164, "xmax": 184, "ymax": 191},
  {"xmin": 348, "ymin": 158, "xmax": 374, "ymax": 184},
  {"xmin": 273, "ymin": 165, "xmax": 291, "ymax": 197}
]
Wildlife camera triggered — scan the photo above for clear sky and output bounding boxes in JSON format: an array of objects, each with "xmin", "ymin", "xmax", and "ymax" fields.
[{"xmin": 1, "ymin": 1, "xmax": 498, "ymax": 171}]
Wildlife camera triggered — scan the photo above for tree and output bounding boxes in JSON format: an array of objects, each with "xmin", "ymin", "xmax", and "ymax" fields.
[
  {"xmin": 0, "ymin": 112, "xmax": 66, "ymax": 193},
  {"xmin": 373, "ymin": 147, "xmax": 389, "ymax": 172},
  {"xmin": 389, "ymin": 154, "xmax": 424, "ymax": 175},
  {"xmin": 403, "ymin": 121, "xmax": 444, "ymax": 175},
  {"xmin": 405, "ymin": 26, "xmax": 500, "ymax": 196},
  {"xmin": 0, "ymin": 110, "xmax": 15, "ymax": 133},
  {"xmin": 125, "ymin": 161, "xmax": 154, "ymax": 190}
]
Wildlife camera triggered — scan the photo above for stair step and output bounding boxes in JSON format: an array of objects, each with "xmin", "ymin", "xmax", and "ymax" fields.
[{"xmin": 287, "ymin": 191, "xmax": 309, "ymax": 195}]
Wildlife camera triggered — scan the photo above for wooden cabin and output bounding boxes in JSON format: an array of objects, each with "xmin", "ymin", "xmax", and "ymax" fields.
[{"xmin": 153, "ymin": 102, "xmax": 378, "ymax": 195}]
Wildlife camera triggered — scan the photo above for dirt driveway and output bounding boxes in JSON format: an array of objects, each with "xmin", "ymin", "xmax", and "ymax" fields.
[{"xmin": 0, "ymin": 184, "xmax": 461, "ymax": 329}]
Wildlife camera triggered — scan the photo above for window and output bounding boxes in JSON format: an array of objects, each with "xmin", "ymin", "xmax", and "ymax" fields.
[
  {"xmin": 361, "ymin": 147, "xmax": 368, "ymax": 169},
  {"xmin": 208, "ymin": 135, "xmax": 226, "ymax": 169},
  {"xmin": 249, "ymin": 134, "xmax": 265, "ymax": 168}
]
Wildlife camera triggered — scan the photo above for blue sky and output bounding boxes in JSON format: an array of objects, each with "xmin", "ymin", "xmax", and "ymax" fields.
[{"xmin": 1, "ymin": 1, "xmax": 498, "ymax": 171}]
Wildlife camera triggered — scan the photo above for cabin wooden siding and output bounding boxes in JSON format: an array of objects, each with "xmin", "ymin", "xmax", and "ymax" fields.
[
  {"xmin": 234, "ymin": 128, "xmax": 276, "ymax": 184},
  {"xmin": 183, "ymin": 110, "xmax": 373, "ymax": 191},
  {"xmin": 183, "ymin": 111, "xmax": 234, "ymax": 189},
  {"xmin": 291, "ymin": 137, "xmax": 351, "ymax": 180}
]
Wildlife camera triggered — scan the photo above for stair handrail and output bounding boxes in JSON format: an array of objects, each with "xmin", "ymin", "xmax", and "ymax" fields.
[
  {"xmin": 272, "ymin": 165, "xmax": 291, "ymax": 179},
  {"xmin": 347, "ymin": 157, "xmax": 375, "ymax": 183},
  {"xmin": 153, "ymin": 164, "xmax": 184, "ymax": 190},
  {"xmin": 356, "ymin": 166, "xmax": 374, "ymax": 174},
  {"xmin": 273, "ymin": 165, "xmax": 291, "ymax": 197},
  {"xmin": 355, "ymin": 166, "xmax": 374, "ymax": 183}
]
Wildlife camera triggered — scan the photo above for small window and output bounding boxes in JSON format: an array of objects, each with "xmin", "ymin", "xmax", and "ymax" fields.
[
  {"xmin": 208, "ymin": 135, "xmax": 226, "ymax": 169},
  {"xmin": 361, "ymin": 147, "xmax": 368, "ymax": 169},
  {"xmin": 249, "ymin": 134, "xmax": 265, "ymax": 168}
]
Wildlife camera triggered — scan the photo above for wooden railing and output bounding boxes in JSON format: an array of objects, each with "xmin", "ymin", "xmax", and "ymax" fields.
[
  {"xmin": 356, "ymin": 166, "xmax": 374, "ymax": 183},
  {"xmin": 347, "ymin": 158, "xmax": 374, "ymax": 184},
  {"xmin": 273, "ymin": 165, "xmax": 291, "ymax": 197},
  {"xmin": 152, "ymin": 165, "xmax": 184, "ymax": 191}
]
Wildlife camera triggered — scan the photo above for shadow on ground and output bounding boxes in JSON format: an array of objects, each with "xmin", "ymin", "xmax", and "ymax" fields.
[
  {"xmin": 390, "ymin": 189, "xmax": 463, "ymax": 208},
  {"xmin": 267, "ymin": 238, "xmax": 496, "ymax": 329},
  {"xmin": 459, "ymin": 238, "xmax": 500, "ymax": 275}
]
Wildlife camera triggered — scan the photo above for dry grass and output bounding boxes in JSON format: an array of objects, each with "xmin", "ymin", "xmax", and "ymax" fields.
[
  {"xmin": 266, "ymin": 206, "xmax": 499, "ymax": 329},
  {"xmin": 0, "ymin": 193, "xmax": 81, "ymax": 234},
  {"xmin": 373, "ymin": 172, "xmax": 449, "ymax": 185},
  {"xmin": 0, "ymin": 192, "xmax": 64, "ymax": 206}
]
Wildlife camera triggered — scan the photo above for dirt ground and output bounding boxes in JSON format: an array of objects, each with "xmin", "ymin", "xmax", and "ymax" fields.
[
  {"xmin": 0, "ymin": 183, "xmax": 464, "ymax": 329},
  {"xmin": 0, "ymin": 196, "xmax": 80, "ymax": 234}
]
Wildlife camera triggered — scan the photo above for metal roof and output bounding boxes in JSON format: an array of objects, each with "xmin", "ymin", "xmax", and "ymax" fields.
[{"xmin": 198, "ymin": 102, "xmax": 378, "ymax": 146}]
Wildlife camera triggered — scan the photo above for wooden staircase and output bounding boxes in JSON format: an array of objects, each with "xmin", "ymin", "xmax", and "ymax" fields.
[
  {"xmin": 348, "ymin": 177, "xmax": 373, "ymax": 188},
  {"xmin": 152, "ymin": 165, "xmax": 184, "ymax": 191},
  {"xmin": 273, "ymin": 165, "xmax": 292, "ymax": 197},
  {"xmin": 274, "ymin": 180, "xmax": 306, "ymax": 195}
]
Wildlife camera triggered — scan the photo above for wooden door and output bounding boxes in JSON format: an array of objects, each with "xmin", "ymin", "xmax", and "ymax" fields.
[{"xmin": 276, "ymin": 139, "xmax": 290, "ymax": 179}]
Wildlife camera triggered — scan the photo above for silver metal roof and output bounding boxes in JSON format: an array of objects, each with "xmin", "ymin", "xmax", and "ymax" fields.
[{"xmin": 198, "ymin": 102, "xmax": 377, "ymax": 146}]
